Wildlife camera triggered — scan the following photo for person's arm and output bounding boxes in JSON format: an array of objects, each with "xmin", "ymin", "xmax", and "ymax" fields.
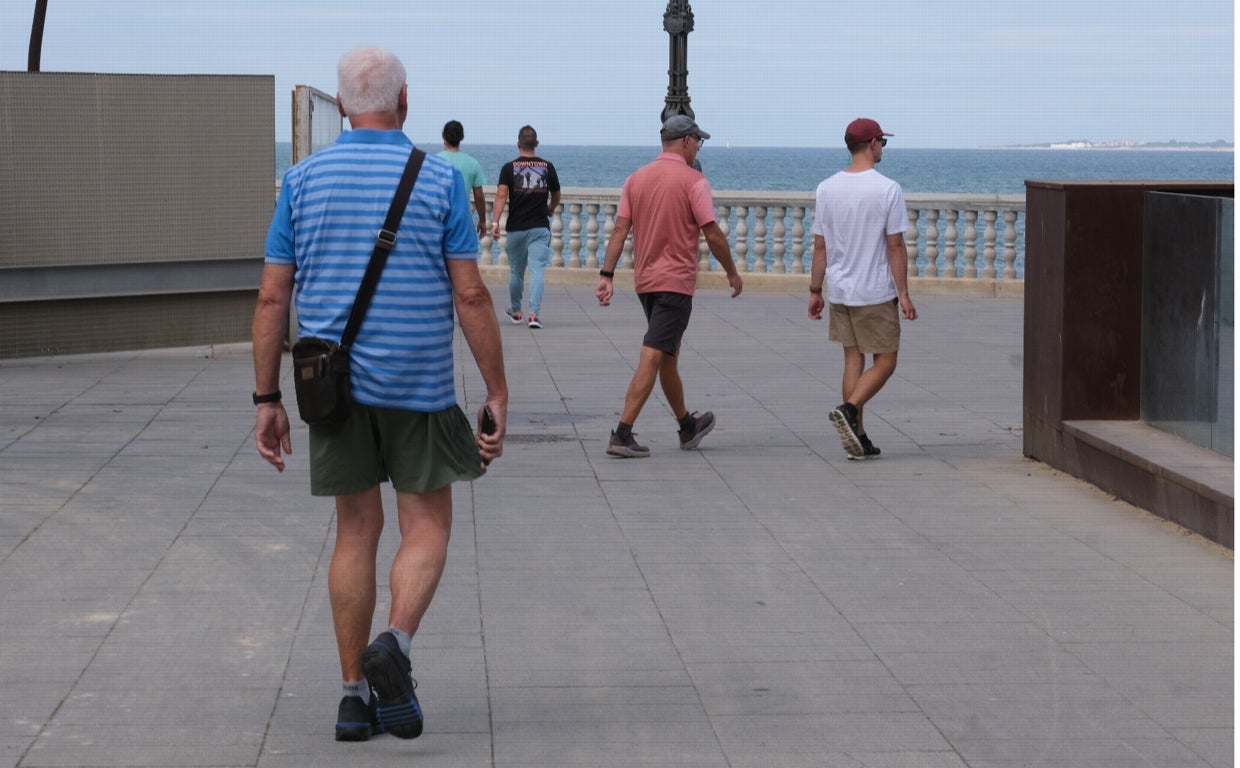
[
  {"xmin": 471, "ymin": 187, "xmax": 487, "ymax": 237},
  {"xmin": 701, "ymin": 221, "xmax": 743, "ymax": 298},
  {"xmin": 547, "ymin": 189, "xmax": 561, "ymax": 220},
  {"xmin": 808, "ymin": 234, "xmax": 827, "ymax": 320},
  {"xmin": 447, "ymin": 258, "xmax": 508, "ymax": 465},
  {"xmin": 595, "ymin": 215, "xmax": 632, "ymax": 306},
  {"xmin": 251, "ymin": 263, "xmax": 296, "ymax": 471},
  {"xmin": 886, "ymin": 232, "xmax": 918, "ymax": 320}
]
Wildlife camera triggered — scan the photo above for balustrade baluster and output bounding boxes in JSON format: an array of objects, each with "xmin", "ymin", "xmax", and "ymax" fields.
[
  {"xmin": 791, "ymin": 206, "xmax": 806, "ymax": 273},
  {"xmin": 772, "ymin": 207, "xmax": 787, "ymax": 274},
  {"xmin": 479, "ymin": 231, "xmax": 494, "ymax": 266},
  {"xmin": 550, "ymin": 210, "xmax": 563, "ymax": 267},
  {"xmin": 497, "ymin": 231, "xmax": 509, "ymax": 267},
  {"xmin": 943, "ymin": 209, "xmax": 958, "ymax": 278},
  {"xmin": 596, "ymin": 204, "xmax": 614, "ymax": 270},
  {"xmin": 734, "ymin": 206, "xmax": 750, "ymax": 272},
  {"xmin": 982, "ymin": 210, "xmax": 997, "ymax": 279},
  {"xmin": 566, "ymin": 204, "xmax": 581, "ymax": 269},
  {"xmin": 711, "ymin": 205, "xmax": 729, "ymax": 272},
  {"xmin": 963, "ymin": 209, "xmax": 978, "ymax": 279},
  {"xmin": 579, "ymin": 203, "xmax": 598, "ymax": 269},
  {"xmin": 924, "ymin": 209, "xmax": 940, "ymax": 278},
  {"xmin": 753, "ymin": 207, "xmax": 768, "ymax": 274},
  {"xmin": 904, "ymin": 209, "xmax": 920, "ymax": 277},
  {"xmin": 1003, "ymin": 210, "xmax": 1019, "ymax": 280}
]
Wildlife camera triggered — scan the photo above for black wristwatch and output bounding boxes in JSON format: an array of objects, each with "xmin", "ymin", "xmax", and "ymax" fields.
[
  {"xmin": 599, "ymin": 269, "xmax": 615, "ymax": 278},
  {"xmin": 252, "ymin": 390, "xmax": 282, "ymax": 405}
]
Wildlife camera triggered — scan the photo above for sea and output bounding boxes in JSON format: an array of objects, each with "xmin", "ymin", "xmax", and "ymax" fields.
[{"xmin": 276, "ymin": 142, "xmax": 1233, "ymax": 194}]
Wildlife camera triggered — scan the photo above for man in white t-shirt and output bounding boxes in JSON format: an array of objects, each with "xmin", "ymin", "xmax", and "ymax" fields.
[{"xmin": 809, "ymin": 118, "xmax": 918, "ymax": 460}]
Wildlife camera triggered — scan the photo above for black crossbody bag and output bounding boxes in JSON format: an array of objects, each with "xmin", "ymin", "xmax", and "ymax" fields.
[{"xmin": 291, "ymin": 149, "xmax": 426, "ymax": 425}]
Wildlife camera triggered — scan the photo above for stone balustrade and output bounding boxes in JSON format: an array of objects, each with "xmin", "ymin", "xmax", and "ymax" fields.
[{"xmin": 479, "ymin": 187, "xmax": 1027, "ymax": 287}]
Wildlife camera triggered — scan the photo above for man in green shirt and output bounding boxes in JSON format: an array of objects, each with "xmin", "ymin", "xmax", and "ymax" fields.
[{"xmin": 437, "ymin": 120, "xmax": 488, "ymax": 237}]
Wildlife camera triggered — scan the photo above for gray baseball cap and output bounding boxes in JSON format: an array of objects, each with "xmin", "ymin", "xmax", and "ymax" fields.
[{"xmin": 660, "ymin": 115, "xmax": 710, "ymax": 141}]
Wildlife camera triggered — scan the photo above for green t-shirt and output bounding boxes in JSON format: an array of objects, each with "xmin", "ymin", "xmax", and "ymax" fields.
[{"xmin": 436, "ymin": 150, "xmax": 487, "ymax": 190}]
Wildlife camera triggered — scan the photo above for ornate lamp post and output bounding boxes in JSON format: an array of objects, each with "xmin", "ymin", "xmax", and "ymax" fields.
[{"xmin": 661, "ymin": 0, "xmax": 695, "ymax": 123}]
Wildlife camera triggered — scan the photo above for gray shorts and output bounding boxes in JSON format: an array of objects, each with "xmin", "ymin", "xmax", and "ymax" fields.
[{"xmin": 638, "ymin": 291, "xmax": 693, "ymax": 356}]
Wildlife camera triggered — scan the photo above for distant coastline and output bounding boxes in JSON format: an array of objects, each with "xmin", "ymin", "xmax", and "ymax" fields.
[{"xmin": 984, "ymin": 139, "xmax": 1233, "ymax": 152}]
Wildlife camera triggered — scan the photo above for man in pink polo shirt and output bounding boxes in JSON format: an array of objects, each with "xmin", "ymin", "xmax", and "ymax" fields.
[{"xmin": 595, "ymin": 115, "xmax": 743, "ymax": 458}]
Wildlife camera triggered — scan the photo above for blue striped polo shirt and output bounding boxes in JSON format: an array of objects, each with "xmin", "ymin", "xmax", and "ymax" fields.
[{"xmin": 266, "ymin": 129, "xmax": 479, "ymax": 412}]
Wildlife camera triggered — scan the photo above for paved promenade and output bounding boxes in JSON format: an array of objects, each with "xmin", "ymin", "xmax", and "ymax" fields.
[{"xmin": 0, "ymin": 283, "xmax": 1231, "ymax": 768}]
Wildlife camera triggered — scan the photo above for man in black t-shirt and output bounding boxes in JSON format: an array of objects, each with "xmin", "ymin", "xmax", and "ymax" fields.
[{"xmin": 490, "ymin": 125, "xmax": 560, "ymax": 329}]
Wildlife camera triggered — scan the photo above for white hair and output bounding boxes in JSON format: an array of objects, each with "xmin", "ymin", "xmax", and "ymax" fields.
[{"xmin": 337, "ymin": 46, "xmax": 406, "ymax": 116}]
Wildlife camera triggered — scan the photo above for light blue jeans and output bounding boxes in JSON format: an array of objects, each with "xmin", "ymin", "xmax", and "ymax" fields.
[{"xmin": 506, "ymin": 228, "xmax": 552, "ymax": 316}]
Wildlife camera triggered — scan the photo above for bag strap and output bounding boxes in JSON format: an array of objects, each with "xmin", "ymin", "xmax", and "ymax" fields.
[{"xmin": 339, "ymin": 147, "xmax": 426, "ymax": 351}]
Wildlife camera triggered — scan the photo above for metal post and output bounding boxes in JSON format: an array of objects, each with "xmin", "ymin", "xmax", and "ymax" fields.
[{"xmin": 661, "ymin": 0, "xmax": 695, "ymax": 123}]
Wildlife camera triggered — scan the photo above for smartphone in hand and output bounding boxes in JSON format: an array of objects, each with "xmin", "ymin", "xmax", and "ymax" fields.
[
  {"xmin": 479, "ymin": 406, "xmax": 496, "ymax": 466},
  {"xmin": 480, "ymin": 406, "xmax": 496, "ymax": 436}
]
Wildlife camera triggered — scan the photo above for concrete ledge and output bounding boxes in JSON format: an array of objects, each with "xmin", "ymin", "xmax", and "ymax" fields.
[{"xmin": 1062, "ymin": 420, "xmax": 1233, "ymax": 547}]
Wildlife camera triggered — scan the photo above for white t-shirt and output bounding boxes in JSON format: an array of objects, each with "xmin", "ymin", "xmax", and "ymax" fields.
[{"xmin": 811, "ymin": 168, "xmax": 908, "ymax": 306}]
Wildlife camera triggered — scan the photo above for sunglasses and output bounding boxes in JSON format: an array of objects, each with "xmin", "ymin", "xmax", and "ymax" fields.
[{"xmin": 874, "ymin": 137, "xmax": 888, "ymax": 147}]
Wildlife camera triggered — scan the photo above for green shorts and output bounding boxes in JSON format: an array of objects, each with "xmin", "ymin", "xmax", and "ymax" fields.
[
  {"xmin": 308, "ymin": 403, "xmax": 485, "ymax": 497},
  {"xmin": 828, "ymin": 299, "xmax": 901, "ymax": 354}
]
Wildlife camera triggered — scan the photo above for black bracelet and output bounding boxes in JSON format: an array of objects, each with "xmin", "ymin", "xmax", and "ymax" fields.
[
  {"xmin": 252, "ymin": 390, "xmax": 282, "ymax": 405},
  {"xmin": 599, "ymin": 269, "xmax": 615, "ymax": 278}
]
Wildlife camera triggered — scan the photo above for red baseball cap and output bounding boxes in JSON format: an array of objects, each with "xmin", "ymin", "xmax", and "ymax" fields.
[{"xmin": 845, "ymin": 118, "xmax": 893, "ymax": 146}]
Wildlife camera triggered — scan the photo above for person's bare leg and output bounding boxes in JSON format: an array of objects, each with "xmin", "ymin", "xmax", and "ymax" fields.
[
  {"xmin": 657, "ymin": 351, "xmax": 687, "ymax": 420},
  {"xmin": 843, "ymin": 351, "xmax": 898, "ymax": 434},
  {"xmin": 329, "ymin": 486, "xmax": 384, "ymax": 682},
  {"xmin": 387, "ymin": 484, "xmax": 453, "ymax": 637},
  {"xmin": 620, "ymin": 345, "xmax": 667, "ymax": 425}
]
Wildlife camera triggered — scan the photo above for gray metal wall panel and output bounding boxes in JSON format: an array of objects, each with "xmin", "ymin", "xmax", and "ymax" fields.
[
  {"xmin": 0, "ymin": 72, "xmax": 273, "ymax": 357},
  {"xmin": 1, "ymin": 72, "xmax": 273, "ymax": 269},
  {"xmin": 0, "ymin": 292, "xmax": 256, "ymax": 358}
]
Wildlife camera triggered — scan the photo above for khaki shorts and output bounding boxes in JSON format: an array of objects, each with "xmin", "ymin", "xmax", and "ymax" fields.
[
  {"xmin": 828, "ymin": 299, "xmax": 901, "ymax": 354},
  {"xmin": 308, "ymin": 403, "xmax": 484, "ymax": 497}
]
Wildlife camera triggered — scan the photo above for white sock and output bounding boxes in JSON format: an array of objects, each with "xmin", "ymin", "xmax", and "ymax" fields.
[
  {"xmin": 343, "ymin": 679, "xmax": 370, "ymax": 704},
  {"xmin": 387, "ymin": 626, "xmax": 412, "ymax": 658}
]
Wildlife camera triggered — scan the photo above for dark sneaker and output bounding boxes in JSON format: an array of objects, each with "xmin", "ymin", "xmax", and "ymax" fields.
[
  {"xmin": 505, "ymin": 307, "xmax": 522, "ymax": 325},
  {"xmin": 678, "ymin": 411, "xmax": 716, "ymax": 450},
  {"xmin": 848, "ymin": 434, "xmax": 882, "ymax": 461},
  {"xmin": 361, "ymin": 632, "xmax": 423, "ymax": 739},
  {"xmin": 607, "ymin": 430, "xmax": 650, "ymax": 458},
  {"xmin": 527, "ymin": 313, "xmax": 543, "ymax": 329},
  {"xmin": 335, "ymin": 694, "xmax": 380, "ymax": 742},
  {"xmin": 828, "ymin": 402, "xmax": 865, "ymax": 458}
]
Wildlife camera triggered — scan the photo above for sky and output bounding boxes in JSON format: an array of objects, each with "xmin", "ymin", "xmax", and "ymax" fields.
[{"xmin": 1, "ymin": 0, "xmax": 1233, "ymax": 148}]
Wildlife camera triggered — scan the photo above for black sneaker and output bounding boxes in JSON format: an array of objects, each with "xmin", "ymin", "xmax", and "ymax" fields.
[
  {"xmin": 607, "ymin": 430, "xmax": 650, "ymax": 458},
  {"xmin": 335, "ymin": 694, "xmax": 380, "ymax": 742},
  {"xmin": 828, "ymin": 402, "xmax": 865, "ymax": 458},
  {"xmin": 504, "ymin": 307, "xmax": 522, "ymax": 325},
  {"xmin": 678, "ymin": 411, "xmax": 716, "ymax": 450},
  {"xmin": 361, "ymin": 632, "xmax": 423, "ymax": 739},
  {"xmin": 848, "ymin": 434, "xmax": 882, "ymax": 461}
]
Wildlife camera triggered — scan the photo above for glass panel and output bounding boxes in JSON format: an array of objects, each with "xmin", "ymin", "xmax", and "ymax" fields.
[{"xmin": 1141, "ymin": 192, "xmax": 1233, "ymax": 457}]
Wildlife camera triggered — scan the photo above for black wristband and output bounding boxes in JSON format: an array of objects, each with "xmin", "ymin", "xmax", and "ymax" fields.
[
  {"xmin": 252, "ymin": 390, "xmax": 282, "ymax": 405},
  {"xmin": 599, "ymin": 269, "xmax": 615, "ymax": 278}
]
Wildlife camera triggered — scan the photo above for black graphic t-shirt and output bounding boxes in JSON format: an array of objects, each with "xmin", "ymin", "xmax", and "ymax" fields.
[{"xmin": 498, "ymin": 156, "xmax": 560, "ymax": 232}]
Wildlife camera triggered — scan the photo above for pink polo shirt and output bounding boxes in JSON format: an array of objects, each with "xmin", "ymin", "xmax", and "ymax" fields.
[{"xmin": 618, "ymin": 152, "xmax": 717, "ymax": 296}]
